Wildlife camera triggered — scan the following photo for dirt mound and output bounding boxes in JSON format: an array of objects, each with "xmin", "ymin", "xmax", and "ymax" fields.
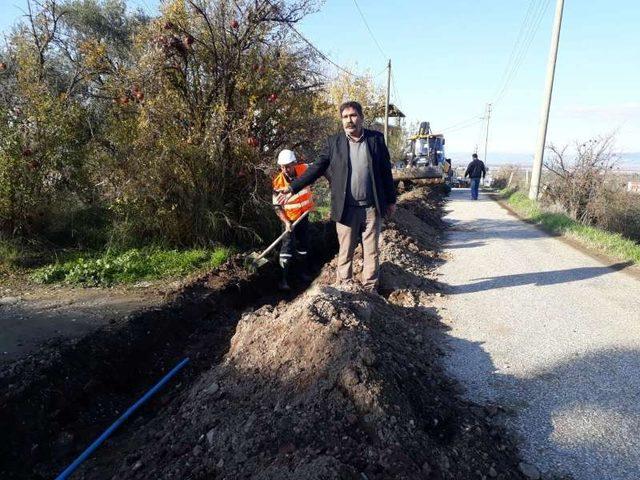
[{"xmin": 72, "ymin": 187, "xmax": 526, "ymax": 480}]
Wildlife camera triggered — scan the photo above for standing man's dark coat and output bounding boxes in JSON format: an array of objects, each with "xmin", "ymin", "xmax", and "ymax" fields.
[
  {"xmin": 289, "ymin": 129, "xmax": 397, "ymax": 222},
  {"xmin": 464, "ymin": 157, "xmax": 486, "ymax": 179}
]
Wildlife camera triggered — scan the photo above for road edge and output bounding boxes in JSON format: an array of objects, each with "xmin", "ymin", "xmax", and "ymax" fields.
[{"xmin": 488, "ymin": 191, "xmax": 640, "ymax": 281}]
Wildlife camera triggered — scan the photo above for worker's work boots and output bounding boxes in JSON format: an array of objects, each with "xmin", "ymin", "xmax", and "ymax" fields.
[
  {"xmin": 299, "ymin": 254, "xmax": 313, "ymax": 282},
  {"xmin": 279, "ymin": 260, "xmax": 291, "ymax": 291},
  {"xmin": 278, "ymin": 278, "xmax": 291, "ymax": 291}
]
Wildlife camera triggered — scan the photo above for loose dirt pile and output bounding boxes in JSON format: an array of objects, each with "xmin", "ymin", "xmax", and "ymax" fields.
[{"xmin": 63, "ymin": 187, "xmax": 527, "ymax": 480}]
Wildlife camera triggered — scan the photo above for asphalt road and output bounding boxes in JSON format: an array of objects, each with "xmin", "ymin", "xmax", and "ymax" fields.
[{"xmin": 440, "ymin": 188, "xmax": 640, "ymax": 480}]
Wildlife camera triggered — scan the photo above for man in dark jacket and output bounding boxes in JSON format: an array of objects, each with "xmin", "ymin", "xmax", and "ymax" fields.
[
  {"xmin": 275, "ymin": 101, "xmax": 396, "ymax": 291},
  {"xmin": 464, "ymin": 153, "xmax": 486, "ymax": 200}
]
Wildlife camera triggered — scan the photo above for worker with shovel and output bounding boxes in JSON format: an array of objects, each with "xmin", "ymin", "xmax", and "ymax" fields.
[{"xmin": 272, "ymin": 149, "xmax": 314, "ymax": 291}]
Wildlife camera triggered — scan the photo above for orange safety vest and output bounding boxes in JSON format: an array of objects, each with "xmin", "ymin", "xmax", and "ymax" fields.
[{"xmin": 272, "ymin": 164, "xmax": 314, "ymax": 222}]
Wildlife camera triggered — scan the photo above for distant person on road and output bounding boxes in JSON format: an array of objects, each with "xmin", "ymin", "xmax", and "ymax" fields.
[
  {"xmin": 275, "ymin": 100, "xmax": 396, "ymax": 292},
  {"xmin": 444, "ymin": 157, "xmax": 453, "ymax": 183},
  {"xmin": 464, "ymin": 153, "xmax": 486, "ymax": 200},
  {"xmin": 272, "ymin": 149, "xmax": 314, "ymax": 291}
]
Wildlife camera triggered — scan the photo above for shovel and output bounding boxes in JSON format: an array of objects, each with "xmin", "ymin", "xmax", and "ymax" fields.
[{"xmin": 244, "ymin": 210, "xmax": 310, "ymax": 272}]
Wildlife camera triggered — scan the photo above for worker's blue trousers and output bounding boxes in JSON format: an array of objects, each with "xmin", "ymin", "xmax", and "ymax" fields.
[{"xmin": 470, "ymin": 178, "xmax": 481, "ymax": 200}]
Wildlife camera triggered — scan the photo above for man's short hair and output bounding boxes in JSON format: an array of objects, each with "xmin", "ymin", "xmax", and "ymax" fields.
[
  {"xmin": 339, "ymin": 101, "xmax": 363, "ymax": 117},
  {"xmin": 472, "ymin": 153, "xmax": 478, "ymax": 159}
]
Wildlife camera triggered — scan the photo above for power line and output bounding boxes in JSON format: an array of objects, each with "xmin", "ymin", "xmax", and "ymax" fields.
[
  {"xmin": 496, "ymin": 0, "xmax": 551, "ymax": 104},
  {"xmin": 351, "ymin": 0, "xmax": 387, "ymax": 60},
  {"xmin": 491, "ymin": 0, "xmax": 539, "ymax": 101},
  {"xmin": 351, "ymin": 0, "xmax": 400, "ymax": 112},
  {"xmin": 492, "ymin": 0, "xmax": 552, "ymax": 105},
  {"xmin": 373, "ymin": 65, "xmax": 388, "ymax": 78},
  {"xmin": 444, "ymin": 119, "xmax": 484, "ymax": 135},
  {"xmin": 446, "ymin": 1, "xmax": 550, "ymax": 154},
  {"xmin": 390, "ymin": 69, "xmax": 403, "ymax": 110},
  {"xmin": 285, "ymin": 22, "xmax": 364, "ymax": 79},
  {"xmin": 440, "ymin": 113, "xmax": 484, "ymax": 133},
  {"xmin": 475, "ymin": 116, "xmax": 485, "ymax": 152},
  {"xmin": 263, "ymin": 0, "xmax": 365, "ymax": 79}
]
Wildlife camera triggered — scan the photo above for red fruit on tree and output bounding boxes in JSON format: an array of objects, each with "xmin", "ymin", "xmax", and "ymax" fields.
[
  {"xmin": 134, "ymin": 91, "xmax": 144, "ymax": 101},
  {"xmin": 22, "ymin": 148, "xmax": 33, "ymax": 157},
  {"xmin": 0, "ymin": 62, "xmax": 7, "ymax": 71},
  {"xmin": 184, "ymin": 34, "xmax": 194, "ymax": 46},
  {"xmin": 247, "ymin": 137, "xmax": 259, "ymax": 148},
  {"xmin": 230, "ymin": 19, "xmax": 239, "ymax": 29},
  {"xmin": 268, "ymin": 93, "xmax": 278, "ymax": 103},
  {"xmin": 163, "ymin": 21, "xmax": 175, "ymax": 30}
]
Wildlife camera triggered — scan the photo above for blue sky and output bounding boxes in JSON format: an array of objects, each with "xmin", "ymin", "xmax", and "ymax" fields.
[{"xmin": 2, "ymin": 0, "xmax": 639, "ymax": 156}]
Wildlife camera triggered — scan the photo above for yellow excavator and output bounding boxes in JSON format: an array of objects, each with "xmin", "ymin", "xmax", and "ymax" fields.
[
  {"xmin": 394, "ymin": 122, "xmax": 449, "ymax": 183},
  {"xmin": 406, "ymin": 122, "xmax": 447, "ymax": 174}
]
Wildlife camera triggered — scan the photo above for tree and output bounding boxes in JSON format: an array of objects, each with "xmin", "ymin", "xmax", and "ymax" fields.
[
  {"xmin": 0, "ymin": 0, "xmax": 92, "ymax": 239},
  {"xmin": 93, "ymin": 0, "xmax": 328, "ymax": 245},
  {"xmin": 324, "ymin": 69, "xmax": 385, "ymax": 129},
  {"xmin": 1, "ymin": 0, "xmax": 335, "ymax": 248}
]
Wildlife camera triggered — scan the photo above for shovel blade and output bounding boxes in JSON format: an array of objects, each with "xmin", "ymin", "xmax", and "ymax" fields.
[{"xmin": 244, "ymin": 252, "xmax": 270, "ymax": 272}]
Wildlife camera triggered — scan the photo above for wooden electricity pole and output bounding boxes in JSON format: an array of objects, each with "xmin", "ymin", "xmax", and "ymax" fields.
[
  {"xmin": 529, "ymin": 0, "xmax": 565, "ymax": 200},
  {"xmin": 384, "ymin": 59, "xmax": 391, "ymax": 145},
  {"xmin": 483, "ymin": 103, "xmax": 492, "ymax": 163}
]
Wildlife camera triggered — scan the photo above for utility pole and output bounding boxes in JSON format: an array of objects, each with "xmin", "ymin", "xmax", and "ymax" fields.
[
  {"xmin": 483, "ymin": 103, "xmax": 492, "ymax": 164},
  {"xmin": 529, "ymin": 0, "xmax": 565, "ymax": 200},
  {"xmin": 384, "ymin": 59, "xmax": 391, "ymax": 145}
]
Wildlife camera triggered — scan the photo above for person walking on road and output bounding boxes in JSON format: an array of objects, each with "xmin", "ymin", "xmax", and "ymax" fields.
[
  {"xmin": 272, "ymin": 149, "xmax": 314, "ymax": 291},
  {"xmin": 275, "ymin": 101, "xmax": 396, "ymax": 292},
  {"xmin": 465, "ymin": 153, "xmax": 486, "ymax": 200}
]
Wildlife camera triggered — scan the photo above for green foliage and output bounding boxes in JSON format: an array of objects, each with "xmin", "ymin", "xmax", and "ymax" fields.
[
  {"xmin": 31, "ymin": 246, "xmax": 232, "ymax": 286},
  {"xmin": 502, "ymin": 190, "xmax": 640, "ymax": 264},
  {"xmin": 309, "ymin": 205, "xmax": 330, "ymax": 222},
  {"xmin": 1, "ymin": 0, "xmax": 331, "ymax": 252},
  {"xmin": 0, "ymin": 238, "xmax": 22, "ymax": 275}
]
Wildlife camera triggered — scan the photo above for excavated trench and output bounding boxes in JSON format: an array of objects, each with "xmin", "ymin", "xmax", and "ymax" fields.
[
  {"xmin": 2, "ymin": 186, "xmax": 531, "ymax": 480},
  {"xmin": 0, "ymin": 222, "xmax": 338, "ymax": 480}
]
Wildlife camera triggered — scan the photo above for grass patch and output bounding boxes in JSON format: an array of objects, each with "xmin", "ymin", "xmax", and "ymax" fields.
[
  {"xmin": 501, "ymin": 189, "xmax": 640, "ymax": 264},
  {"xmin": 30, "ymin": 246, "xmax": 233, "ymax": 286}
]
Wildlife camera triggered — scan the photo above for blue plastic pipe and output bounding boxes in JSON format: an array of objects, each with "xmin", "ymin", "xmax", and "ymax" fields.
[{"xmin": 54, "ymin": 357, "xmax": 190, "ymax": 480}]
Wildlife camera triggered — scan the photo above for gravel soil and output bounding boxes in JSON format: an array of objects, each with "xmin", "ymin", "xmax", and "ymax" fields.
[{"xmin": 1, "ymin": 186, "xmax": 530, "ymax": 480}]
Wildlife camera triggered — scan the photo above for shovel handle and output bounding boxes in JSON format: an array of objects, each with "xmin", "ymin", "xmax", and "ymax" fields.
[{"xmin": 254, "ymin": 210, "xmax": 310, "ymax": 261}]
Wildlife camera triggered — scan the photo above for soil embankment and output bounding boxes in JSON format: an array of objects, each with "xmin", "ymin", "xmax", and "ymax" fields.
[{"xmin": 1, "ymin": 186, "xmax": 528, "ymax": 480}]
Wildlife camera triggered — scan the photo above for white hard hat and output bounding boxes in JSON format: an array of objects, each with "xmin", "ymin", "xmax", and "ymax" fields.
[{"xmin": 277, "ymin": 149, "xmax": 297, "ymax": 166}]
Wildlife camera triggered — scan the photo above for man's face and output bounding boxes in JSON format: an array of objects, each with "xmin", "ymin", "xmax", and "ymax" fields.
[
  {"xmin": 341, "ymin": 107, "xmax": 363, "ymax": 137},
  {"xmin": 281, "ymin": 164, "xmax": 296, "ymax": 176}
]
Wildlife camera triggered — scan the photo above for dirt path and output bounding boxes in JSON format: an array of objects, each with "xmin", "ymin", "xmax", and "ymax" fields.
[
  {"xmin": 0, "ymin": 284, "xmax": 168, "ymax": 364},
  {"xmin": 440, "ymin": 188, "xmax": 640, "ymax": 480},
  {"xmin": 2, "ymin": 187, "xmax": 532, "ymax": 480}
]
